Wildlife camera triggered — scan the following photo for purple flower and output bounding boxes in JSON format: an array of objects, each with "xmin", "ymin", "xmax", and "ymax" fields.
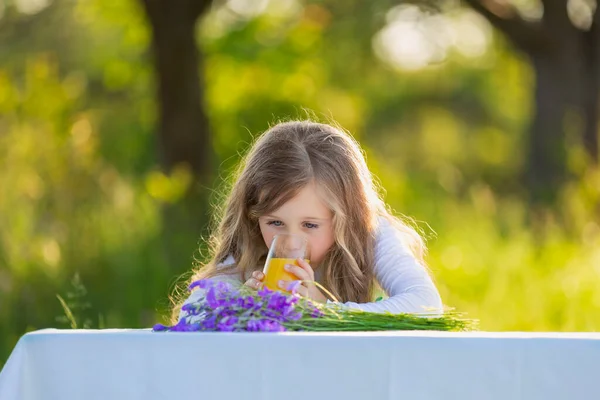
[
  {"xmin": 288, "ymin": 281, "xmax": 302, "ymax": 294},
  {"xmin": 246, "ymin": 319, "xmax": 286, "ymax": 332},
  {"xmin": 261, "ymin": 320, "xmax": 285, "ymax": 332},
  {"xmin": 152, "ymin": 323, "xmax": 169, "ymax": 332},
  {"xmin": 189, "ymin": 279, "xmax": 235, "ymax": 294},
  {"xmin": 243, "ymin": 296, "xmax": 256, "ymax": 309},
  {"xmin": 153, "ymin": 278, "xmax": 309, "ymax": 333},
  {"xmin": 262, "ymin": 310, "xmax": 279, "ymax": 319},
  {"xmin": 217, "ymin": 316, "xmax": 238, "ymax": 332},
  {"xmin": 181, "ymin": 303, "xmax": 203, "ymax": 316},
  {"xmin": 170, "ymin": 318, "xmax": 201, "ymax": 332},
  {"xmin": 205, "ymin": 288, "xmax": 218, "ymax": 308},
  {"xmin": 200, "ymin": 315, "xmax": 217, "ymax": 330},
  {"xmin": 257, "ymin": 286, "xmax": 273, "ymax": 297},
  {"xmin": 311, "ymin": 308, "xmax": 324, "ymax": 318},
  {"xmin": 202, "ymin": 280, "xmax": 238, "ymax": 309},
  {"xmin": 282, "ymin": 308, "xmax": 302, "ymax": 321},
  {"xmin": 267, "ymin": 292, "xmax": 286, "ymax": 307},
  {"xmin": 246, "ymin": 319, "xmax": 258, "ymax": 331},
  {"xmin": 212, "ymin": 307, "xmax": 237, "ymax": 322},
  {"xmin": 188, "ymin": 280, "xmax": 209, "ymax": 291}
]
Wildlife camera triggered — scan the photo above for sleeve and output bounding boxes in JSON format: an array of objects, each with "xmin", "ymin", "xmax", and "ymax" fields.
[{"xmin": 335, "ymin": 218, "xmax": 444, "ymax": 314}]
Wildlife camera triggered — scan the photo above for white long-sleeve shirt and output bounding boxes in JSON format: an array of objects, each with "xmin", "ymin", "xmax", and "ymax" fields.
[
  {"xmin": 179, "ymin": 218, "xmax": 443, "ymax": 320},
  {"xmin": 333, "ymin": 217, "xmax": 443, "ymax": 313}
]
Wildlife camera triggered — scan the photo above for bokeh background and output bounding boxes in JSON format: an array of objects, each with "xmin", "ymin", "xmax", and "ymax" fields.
[{"xmin": 1, "ymin": 0, "xmax": 599, "ymax": 367}]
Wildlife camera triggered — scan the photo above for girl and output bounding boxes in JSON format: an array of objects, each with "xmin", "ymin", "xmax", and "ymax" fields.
[{"xmin": 173, "ymin": 120, "xmax": 443, "ymax": 323}]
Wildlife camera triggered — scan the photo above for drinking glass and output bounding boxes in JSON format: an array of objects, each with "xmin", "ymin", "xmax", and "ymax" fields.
[{"xmin": 262, "ymin": 233, "xmax": 311, "ymax": 292}]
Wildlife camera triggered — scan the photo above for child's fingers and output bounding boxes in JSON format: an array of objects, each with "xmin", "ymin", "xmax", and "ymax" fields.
[
  {"xmin": 252, "ymin": 270, "xmax": 264, "ymax": 281},
  {"xmin": 284, "ymin": 263, "xmax": 312, "ymax": 281},
  {"xmin": 244, "ymin": 278, "xmax": 261, "ymax": 289},
  {"xmin": 295, "ymin": 258, "xmax": 313, "ymax": 276}
]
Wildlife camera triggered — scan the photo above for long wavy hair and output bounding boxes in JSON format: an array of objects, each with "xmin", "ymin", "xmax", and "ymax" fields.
[{"xmin": 171, "ymin": 120, "xmax": 428, "ymax": 322}]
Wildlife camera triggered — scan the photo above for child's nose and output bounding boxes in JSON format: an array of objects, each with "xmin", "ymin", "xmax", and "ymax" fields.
[
  {"xmin": 292, "ymin": 231, "xmax": 309, "ymax": 242},
  {"xmin": 282, "ymin": 232, "xmax": 309, "ymax": 256},
  {"xmin": 285, "ymin": 227, "xmax": 303, "ymax": 240},
  {"xmin": 287, "ymin": 239, "xmax": 304, "ymax": 251}
]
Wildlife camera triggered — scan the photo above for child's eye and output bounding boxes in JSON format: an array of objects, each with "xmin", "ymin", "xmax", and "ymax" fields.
[
  {"xmin": 266, "ymin": 220, "xmax": 283, "ymax": 227},
  {"xmin": 304, "ymin": 222, "xmax": 319, "ymax": 229}
]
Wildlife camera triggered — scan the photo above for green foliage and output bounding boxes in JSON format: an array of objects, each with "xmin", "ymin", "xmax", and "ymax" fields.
[
  {"xmin": 0, "ymin": 0, "xmax": 599, "ymax": 367},
  {"xmin": 55, "ymin": 273, "xmax": 102, "ymax": 329}
]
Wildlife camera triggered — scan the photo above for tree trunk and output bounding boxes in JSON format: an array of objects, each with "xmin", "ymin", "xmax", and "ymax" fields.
[
  {"xmin": 526, "ymin": 30, "xmax": 599, "ymax": 204},
  {"xmin": 526, "ymin": 53, "xmax": 575, "ymax": 203},
  {"xmin": 583, "ymin": 18, "xmax": 600, "ymax": 164},
  {"xmin": 141, "ymin": 0, "xmax": 212, "ymax": 177},
  {"xmin": 581, "ymin": 68, "xmax": 599, "ymax": 164},
  {"xmin": 140, "ymin": 0, "xmax": 214, "ymax": 275},
  {"xmin": 464, "ymin": 0, "xmax": 599, "ymax": 206}
]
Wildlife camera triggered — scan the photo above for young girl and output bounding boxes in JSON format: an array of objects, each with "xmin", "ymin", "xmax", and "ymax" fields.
[{"xmin": 174, "ymin": 120, "xmax": 442, "ymax": 323}]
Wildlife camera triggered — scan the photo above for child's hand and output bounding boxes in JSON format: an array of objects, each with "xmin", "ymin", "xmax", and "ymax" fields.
[
  {"xmin": 279, "ymin": 258, "xmax": 327, "ymax": 303},
  {"xmin": 244, "ymin": 271, "xmax": 264, "ymax": 290}
]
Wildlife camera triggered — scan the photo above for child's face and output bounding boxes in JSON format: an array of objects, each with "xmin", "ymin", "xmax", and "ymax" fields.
[{"xmin": 258, "ymin": 182, "xmax": 335, "ymax": 268}]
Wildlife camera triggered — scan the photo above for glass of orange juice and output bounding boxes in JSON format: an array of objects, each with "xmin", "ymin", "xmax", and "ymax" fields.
[{"xmin": 262, "ymin": 233, "xmax": 311, "ymax": 293}]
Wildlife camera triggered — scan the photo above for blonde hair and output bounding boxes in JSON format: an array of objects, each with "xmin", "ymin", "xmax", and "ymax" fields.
[{"xmin": 171, "ymin": 120, "xmax": 428, "ymax": 322}]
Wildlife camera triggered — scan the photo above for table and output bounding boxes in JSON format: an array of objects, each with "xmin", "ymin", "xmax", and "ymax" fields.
[{"xmin": 1, "ymin": 329, "xmax": 599, "ymax": 400}]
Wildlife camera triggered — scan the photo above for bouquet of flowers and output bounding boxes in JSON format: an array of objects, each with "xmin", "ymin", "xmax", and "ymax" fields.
[{"xmin": 153, "ymin": 279, "xmax": 477, "ymax": 333}]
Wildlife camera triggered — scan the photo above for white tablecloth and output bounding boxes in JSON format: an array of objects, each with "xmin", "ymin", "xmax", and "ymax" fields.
[{"xmin": 1, "ymin": 329, "xmax": 599, "ymax": 400}]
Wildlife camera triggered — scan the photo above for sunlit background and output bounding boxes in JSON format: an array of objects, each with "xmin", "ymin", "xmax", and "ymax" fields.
[{"xmin": 1, "ymin": 0, "xmax": 599, "ymax": 367}]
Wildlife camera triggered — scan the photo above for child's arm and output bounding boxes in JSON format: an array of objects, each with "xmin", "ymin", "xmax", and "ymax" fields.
[{"xmin": 336, "ymin": 218, "xmax": 443, "ymax": 314}]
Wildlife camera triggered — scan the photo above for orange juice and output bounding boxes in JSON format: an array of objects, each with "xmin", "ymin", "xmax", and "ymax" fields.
[{"xmin": 263, "ymin": 258, "xmax": 309, "ymax": 292}]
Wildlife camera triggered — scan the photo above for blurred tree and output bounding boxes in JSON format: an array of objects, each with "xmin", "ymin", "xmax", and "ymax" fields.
[
  {"xmin": 139, "ymin": 0, "xmax": 212, "ymax": 178},
  {"xmin": 463, "ymin": 0, "xmax": 599, "ymax": 204},
  {"xmin": 139, "ymin": 0, "xmax": 215, "ymax": 270}
]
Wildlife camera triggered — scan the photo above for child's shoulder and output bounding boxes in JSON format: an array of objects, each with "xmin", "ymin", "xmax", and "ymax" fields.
[
  {"xmin": 218, "ymin": 254, "xmax": 236, "ymax": 267},
  {"xmin": 374, "ymin": 215, "xmax": 410, "ymax": 250},
  {"xmin": 375, "ymin": 215, "xmax": 396, "ymax": 236},
  {"xmin": 216, "ymin": 254, "xmax": 254, "ymax": 281}
]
